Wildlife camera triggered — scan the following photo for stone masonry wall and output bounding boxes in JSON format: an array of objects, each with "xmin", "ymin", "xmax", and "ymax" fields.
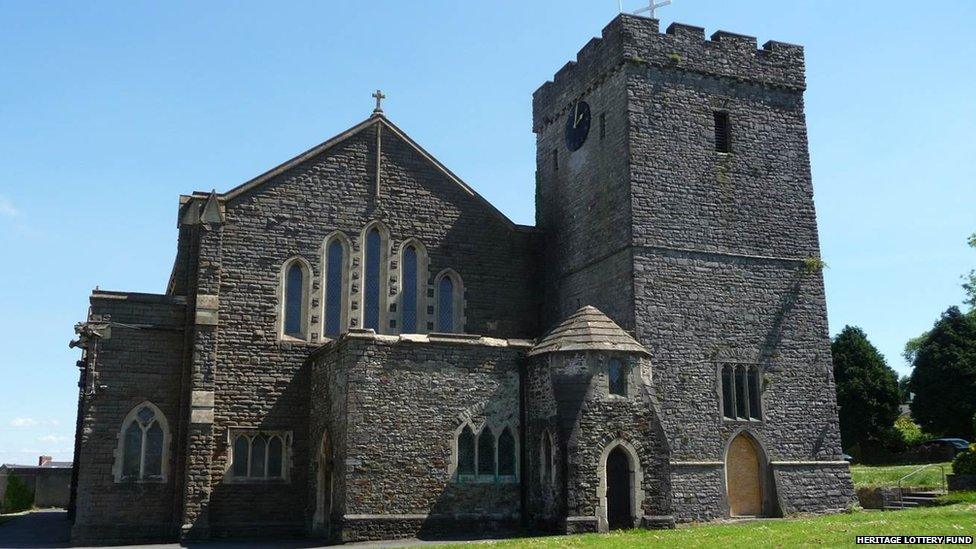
[
  {"xmin": 533, "ymin": 13, "xmax": 854, "ymax": 521},
  {"xmin": 312, "ymin": 333, "xmax": 530, "ymax": 542},
  {"xmin": 71, "ymin": 292, "xmax": 186, "ymax": 544}
]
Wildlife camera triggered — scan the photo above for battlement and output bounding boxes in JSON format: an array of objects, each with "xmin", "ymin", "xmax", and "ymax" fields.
[{"xmin": 533, "ymin": 14, "xmax": 805, "ymax": 130}]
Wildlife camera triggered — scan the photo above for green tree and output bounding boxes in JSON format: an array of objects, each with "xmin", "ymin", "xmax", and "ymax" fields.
[
  {"xmin": 898, "ymin": 375, "xmax": 912, "ymax": 404},
  {"xmin": 909, "ymin": 307, "xmax": 976, "ymax": 439},
  {"xmin": 964, "ymin": 232, "xmax": 976, "ymax": 310},
  {"xmin": 831, "ymin": 326, "xmax": 901, "ymax": 455},
  {"xmin": 2, "ymin": 472, "xmax": 33, "ymax": 513}
]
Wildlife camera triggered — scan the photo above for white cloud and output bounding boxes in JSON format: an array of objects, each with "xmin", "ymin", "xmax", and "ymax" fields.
[
  {"xmin": 8, "ymin": 418, "xmax": 60, "ymax": 428},
  {"xmin": 0, "ymin": 195, "xmax": 19, "ymax": 218},
  {"xmin": 37, "ymin": 435, "xmax": 71, "ymax": 444}
]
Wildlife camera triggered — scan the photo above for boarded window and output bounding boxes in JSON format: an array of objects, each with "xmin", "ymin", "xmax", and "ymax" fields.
[
  {"xmin": 498, "ymin": 428, "xmax": 516, "ymax": 476},
  {"xmin": 608, "ymin": 358, "xmax": 627, "ymax": 396},
  {"xmin": 364, "ymin": 229, "xmax": 381, "ymax": 330},
  {"xmin": 477, "ymin": 427, "xmax": 495, "ymax": 476},
  {"xmin": 325, "ymin": 240, "xmax": 344, "ymax": 336},
  {"xmin": 437, "ymin": 276, "xmax": 455, "ymax": 333},
  {"xmin": 714, "ymin": 111, "xmax": 731, "ymax": 153},
  {"xmin": 458, "ymin": 426, "xmax": 475, "ymax": 476},
  {"xmin": 402, "ymin": 246, "xmax": 418, "ymax": 333},
  {"xmin": 284, "ymin": 262, "xmax": 305, "ymax": 338}
]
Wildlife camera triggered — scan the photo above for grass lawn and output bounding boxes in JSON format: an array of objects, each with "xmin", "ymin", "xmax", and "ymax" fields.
[
  {"xmin": 448, "ymin": 501, "xmax": 976, "ymax": 548},
  {"xmin": 850, "ymin": 462, "xmax": 953, "ymax": 489}
]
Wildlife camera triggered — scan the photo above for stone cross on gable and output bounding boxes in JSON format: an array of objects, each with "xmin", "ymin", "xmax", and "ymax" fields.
[{"xmin": 372, "ymin": 89, "xmax": 386, "ymax": 114}]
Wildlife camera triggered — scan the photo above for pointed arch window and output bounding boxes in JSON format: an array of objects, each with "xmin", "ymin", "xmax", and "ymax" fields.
[
  {"xmin": 229, "ymin": 430, "xmax": 291, "ymax": 481},
  {"xmin": 401, "ymin": 245, "xmax": 419, "ymax": 333},
  {"xmin": 477, "ymin": 426, "xmax": 495, "ymax": 476},
  {"xmin": 457, "ymin": 425, "xmax": 476, "ymax": 477},
  {"xmin": 281, "ymin": 258, "xmax": 310, "ymax": 340},
  {"xmin": 324, "ymin": 235, "xmax": 350, "ymax": 337},
  {"xmin": 435, "ymin": 270, "xmax": 464, "ymax": 333},
  {"xmin": 541, "ymin": 430, "xmax": 555, "ymax": 486},
  {"xmin": 364, "ymin": 228, "xmax": 382, "ymax": 330},
  {"xmin": 498, "ymin": 427, "xmax": 516, "ymax": 477},
  {"xmin": 114, "ymin": 402, "xmax": 169, "ymax": 482},
  {"xmin": 608, "ymin": 358, "xmax": 628, "ymax": 396},
  {"xmin": 720, "ymin": 364, "xmax": 762, "ymax": 421}
]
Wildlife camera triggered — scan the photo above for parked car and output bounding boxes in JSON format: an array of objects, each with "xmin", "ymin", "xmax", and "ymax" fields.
[
  {"xmin": 841, "ymin": 453, "xmax": 855, "ymax": 463},
  {"xmin": 922, "ymin": 438, "xmax": 970, "ymax": 456}
]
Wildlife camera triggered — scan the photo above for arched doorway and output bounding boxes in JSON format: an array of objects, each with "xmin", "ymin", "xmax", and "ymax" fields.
[
  {"xmin": 313, "ymin": 431, "xmax": 333, "ymax": 531},
  {"xmin": 606, "ymin": 447, "xmax": 632, "ymax": 529},
  {"xmin": 726, "ymin": 432, "xmax": 765, "ymax": 517}
]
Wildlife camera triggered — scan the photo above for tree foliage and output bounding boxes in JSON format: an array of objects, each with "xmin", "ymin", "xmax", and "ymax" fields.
[
  {"xmin": 831, "ymin": 326, "xmax": 901, "ymax": 455},
  {"xmin": 898, "ymin": 375, "xmax": 911, "ymax": 404},
  {"xmin": 964, "ymin": 233, "xmax": 976, "ymax": 310},
  {"xmin": 2, "ymin": 472, "xmax": 33, "ymax": 513},
  {"xmin": 908, "ymin": 307, "xmax": 976, "ymax": 439}
]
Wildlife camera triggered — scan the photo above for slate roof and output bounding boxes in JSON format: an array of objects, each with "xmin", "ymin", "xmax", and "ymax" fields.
[{"xmin": 528, "ymin": 306, "xmax": 650, "ymax": 356}]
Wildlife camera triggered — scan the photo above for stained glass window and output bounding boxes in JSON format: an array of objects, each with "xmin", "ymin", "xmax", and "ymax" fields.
[
  {"xmin": 144, "ymin": 422, "xmax": 163, "ymax": 477},
  {"xmin": 284, "ymin": 262, "xmax": 305, "ymax": 338},
  {"xmin": 458, "ymin": 426, "xmax": 475, "ymax": 476},
  {"xmin": 364, "ymin": 229, "xmax": 381, "ymax": 331},
  {"xmin": 477, "ymin": 427, "xmax": 494, "ymax": 476},
  {"xmin": 402, "ymin": 246, "xmax": 418, "ymax": 333},
  {"xmin": 119, "ymin": 403, "xmax": 167, "ymax": 481},
  {"xmin": 437, "ymin": 276, "xmax": 454, "ymax": 333},
  {"xmin": 325, "ymin": 240, "xmax": 344, "ymax": 336}
]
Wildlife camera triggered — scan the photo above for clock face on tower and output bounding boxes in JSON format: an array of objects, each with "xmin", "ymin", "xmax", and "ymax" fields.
[{"xmin": 564, "ymin": 101, "xmax": 591, "ymax": 152}]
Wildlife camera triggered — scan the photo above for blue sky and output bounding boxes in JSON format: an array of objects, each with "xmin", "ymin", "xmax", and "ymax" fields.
[{"xmin": 0, "ymin": 1, "xmax": 973, "ymax": 465}]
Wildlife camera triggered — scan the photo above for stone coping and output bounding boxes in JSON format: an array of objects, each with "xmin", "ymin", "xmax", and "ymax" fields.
[
  {"xmin": 90, "ymin": 290, "xmax": 187, "ymax": 305},
  {"xmin": 308, "ymin": 329, "xmax": 535, "ymax": 359}
]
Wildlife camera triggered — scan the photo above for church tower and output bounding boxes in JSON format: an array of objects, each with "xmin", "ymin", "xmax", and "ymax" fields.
[{"xmin": 534, "ymin": 15, "xmax": 854, "ymax": 520}]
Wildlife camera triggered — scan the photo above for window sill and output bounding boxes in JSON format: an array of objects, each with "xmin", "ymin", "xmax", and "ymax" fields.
[
  {"xmin": 723, "ymin": 417, "xmax": 762, "ymax": 424},
  {"xmin": 115, "ymin": 477, "xmax": 167, "ymax": 484},
  {"xmin": 224, "ymin": 477, "xmax": 289, "ymax": 484},
  {"xmin": 455, "ymin": 475, "xmax": 519, "ymax": 485}
]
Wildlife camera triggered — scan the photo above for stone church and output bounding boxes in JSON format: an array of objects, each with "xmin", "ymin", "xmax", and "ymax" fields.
[{"xmin": 67, "ymin": 14, "xmax": 855, "ymax": 544}]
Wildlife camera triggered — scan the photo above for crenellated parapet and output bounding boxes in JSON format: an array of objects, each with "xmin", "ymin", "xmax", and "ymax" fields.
[{"xmin": 533, "ymin": 14, "xmax": 805, "ymax": 131}]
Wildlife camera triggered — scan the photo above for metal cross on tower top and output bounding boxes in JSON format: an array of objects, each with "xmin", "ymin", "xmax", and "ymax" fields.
[
  {"xmin": 620, "ymin": 0, "xmax": 673, "ymax": 19},
  {"xmin": 372, "ymin": 89, "xmax": 386, "ymax": 115}
]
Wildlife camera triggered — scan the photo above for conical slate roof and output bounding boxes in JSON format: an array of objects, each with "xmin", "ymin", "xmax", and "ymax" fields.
[{"xmin": 528, "ymin": 306, "xmax": 650, "ymax": 357}]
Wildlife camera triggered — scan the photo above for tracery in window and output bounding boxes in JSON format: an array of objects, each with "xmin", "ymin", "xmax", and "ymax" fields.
[
  {"xmin": 230, "ymin": 431, "xmax": 290, "ymax": 481},
  {"xmin": 115, "ymin": 402, "xmax": 168, "ymax": 482}
]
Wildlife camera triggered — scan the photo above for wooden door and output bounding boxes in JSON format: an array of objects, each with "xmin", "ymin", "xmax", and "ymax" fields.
[{"xmin": 727, "ymin": 433, "xmax": 763, "ymax": 516}]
